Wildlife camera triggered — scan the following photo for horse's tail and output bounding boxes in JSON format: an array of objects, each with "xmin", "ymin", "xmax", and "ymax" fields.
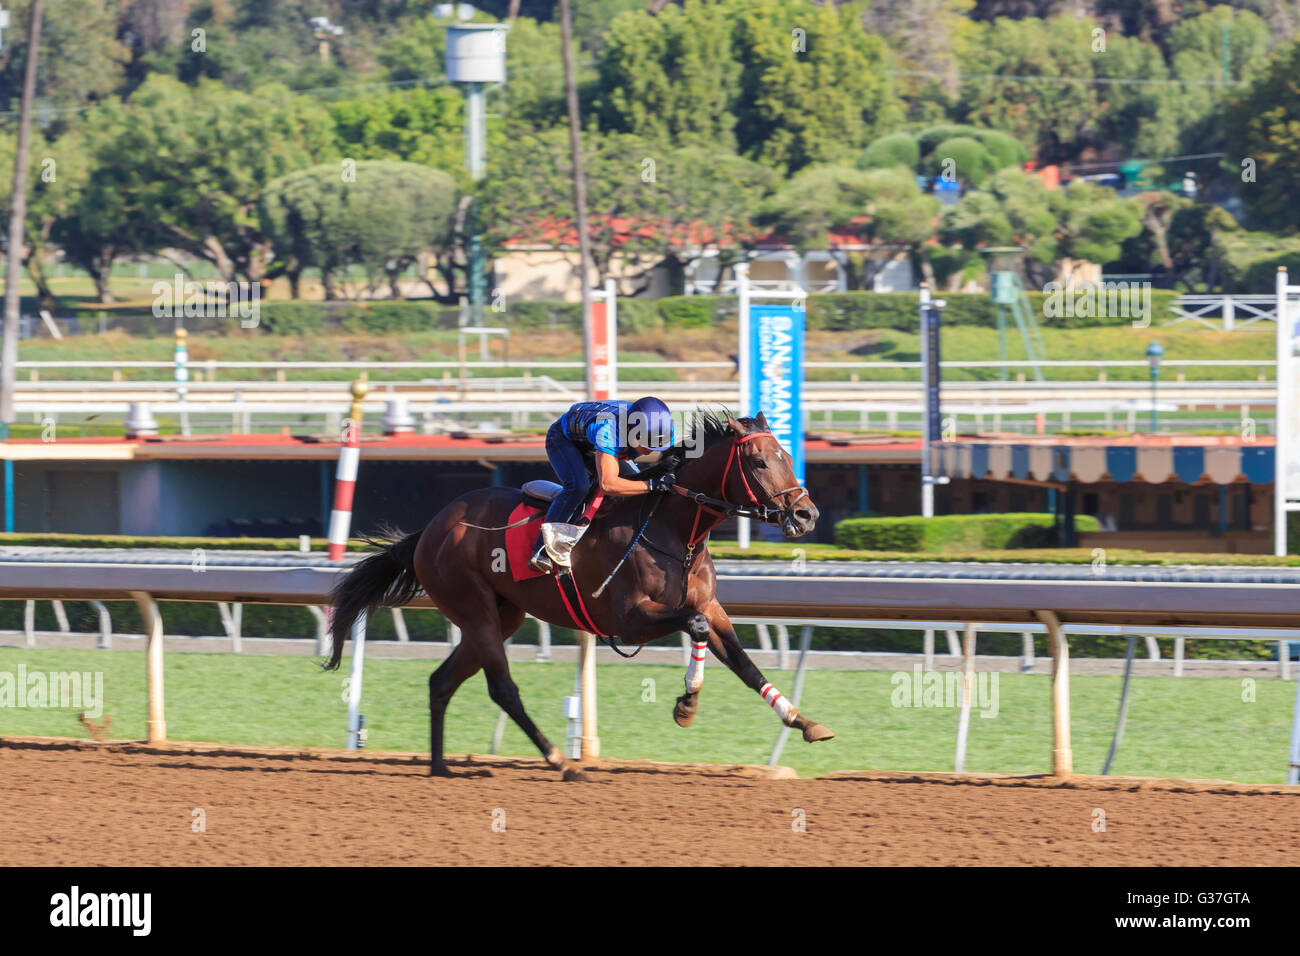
[{"xmin": 324, "ymin": 527, "xmax": 424, "ymax": 671}]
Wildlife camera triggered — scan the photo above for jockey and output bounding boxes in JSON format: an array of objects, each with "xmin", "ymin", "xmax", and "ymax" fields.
[{"xmin": 529, "ymin": 396, "xmax": 678, "ymax": 573}]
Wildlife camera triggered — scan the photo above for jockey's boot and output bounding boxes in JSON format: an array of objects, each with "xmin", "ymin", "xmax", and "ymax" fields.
[{"xmin": 529, "ymin": 530, "xmax": 554, "ymax": 574}]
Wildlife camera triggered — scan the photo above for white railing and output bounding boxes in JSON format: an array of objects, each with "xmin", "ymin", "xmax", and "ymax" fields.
[
  {"xmin": 12, "ymin": 358, "xmax": 1279, "ymax": 376},
  {"xmin": 3, "ymin": 559, "xmax": 1298, "ymax": 778},
  {"xmin": 1168, "ymin": 294, "xmax": 1279, "ymax": 331}
]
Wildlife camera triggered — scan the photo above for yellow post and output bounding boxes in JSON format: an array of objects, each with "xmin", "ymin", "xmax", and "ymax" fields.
[
  {"xmin": 348, "ymin": 373, "xmax": 369, "ymax": 430},
  {"xmin": 1038, "ymin": 609, "xmax": 1072, "ymax": 776}
]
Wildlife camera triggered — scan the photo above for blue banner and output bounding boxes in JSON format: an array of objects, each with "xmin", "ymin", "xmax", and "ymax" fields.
[
  {"xmin": 748, "ymin": 302, "xmax": 805, "ymax": 484},
  {"xmin": 922, "ymin": 302, "xmax": 942, "ymax": 443}
]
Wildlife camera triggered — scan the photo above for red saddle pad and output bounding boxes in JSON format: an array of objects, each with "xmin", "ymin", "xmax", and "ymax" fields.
[
  {"xmin": 504, "ymin": 502, "xmax": 547, "ymax": 582},
  {"xmin": 503, "ymin": 490, "xmax": 607, "ymax": 582}
]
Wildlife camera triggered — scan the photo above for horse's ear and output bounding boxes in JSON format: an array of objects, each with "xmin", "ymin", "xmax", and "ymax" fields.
[
  {"xmin": 726, "ymin": 414, "xmax": 747, "ymax": 436},
  {"xmin": 755, "ymin": 411, "xmax": 771, "ymax": 433}
]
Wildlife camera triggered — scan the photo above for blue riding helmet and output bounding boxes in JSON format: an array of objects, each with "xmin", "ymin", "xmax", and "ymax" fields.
[{"xmin": 628, "ymin": 396, "xmax": 676, "ymax": 451}]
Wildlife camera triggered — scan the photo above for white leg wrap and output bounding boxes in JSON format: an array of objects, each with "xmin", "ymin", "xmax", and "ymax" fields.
[
  {"xmin": 684, "ymin": 640, "xmax": 707, "ymax": 694},
  {"xmin": 759, "ymin": 682, "xmax": 795, "ymax": 724}
]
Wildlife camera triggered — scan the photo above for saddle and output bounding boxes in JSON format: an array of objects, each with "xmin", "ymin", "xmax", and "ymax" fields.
[
  {"xmin": 521, "ymin": 479, "xmax": 562, "ymax": 503},
  {"xmin": 505, "ymin": 482, "xmax": 606, "ymax": 582}
]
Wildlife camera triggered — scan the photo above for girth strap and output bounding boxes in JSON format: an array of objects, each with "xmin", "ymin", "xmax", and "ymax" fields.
[{"xmin": 554, "ymin": 569, "xmax": 642, "ymax": 657}]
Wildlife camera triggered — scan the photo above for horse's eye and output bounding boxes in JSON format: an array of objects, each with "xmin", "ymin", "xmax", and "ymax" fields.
[{"xmin": 753, "ymin": 459, "xmax": 767, "ymax": 469}]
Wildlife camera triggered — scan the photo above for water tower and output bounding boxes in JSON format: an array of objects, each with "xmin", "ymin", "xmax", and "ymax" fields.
[{"xmin": 442, "ymin": 13, "xmax": 508, "ymax": 330}]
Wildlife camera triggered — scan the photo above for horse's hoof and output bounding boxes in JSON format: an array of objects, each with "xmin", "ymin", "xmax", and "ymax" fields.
[
  {"xmin": 802, "ymin": 723, "xmax": 835, "ymax": 743},
  {"xmin": 562, "ymin": 767, "xmax": 589, "ymax": 782},
  {"xmin": 673, "ymin": 696, "xmax": 697, "ymax": 727}
]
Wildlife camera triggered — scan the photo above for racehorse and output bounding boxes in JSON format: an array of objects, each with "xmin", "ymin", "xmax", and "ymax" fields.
[{"xmin": 325, "ymin": 409, "xmax": 834, "ymax": 779}]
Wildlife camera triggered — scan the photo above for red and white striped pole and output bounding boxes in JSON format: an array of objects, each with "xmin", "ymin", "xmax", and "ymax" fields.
[{"xmin": 328, "ymin": 375, "xmax": 369, "ymax": 561}]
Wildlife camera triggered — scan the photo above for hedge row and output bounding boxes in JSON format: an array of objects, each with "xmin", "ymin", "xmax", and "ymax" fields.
[
  {"xmin": 258, "ymin": 300, "xmax": 461, "ymax": 335},
  {"xmin": 833, "ymin": 513, "xmax": 1102, "ymax": 552},
  {"xmin": 235, "ymin": 289, "xmax": 1184, "ymax": 336}
]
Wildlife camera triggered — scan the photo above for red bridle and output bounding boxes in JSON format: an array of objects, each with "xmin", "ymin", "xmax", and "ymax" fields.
[{"xmin": 673, "ymin": 432, "xmax": 811, "ymax": 549}]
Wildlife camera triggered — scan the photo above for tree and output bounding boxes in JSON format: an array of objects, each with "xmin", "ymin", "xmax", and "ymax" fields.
[
  {"xmin": 1049, "ymin": 178, "xmax": 1144, "ymax": 272},
  {"xmin": 859, "ymin": 132, "xmax": 921, "ymax": 171},
  {"xmin": 1223, "ymin": 35, "xmax": 1300, "ymax": 233},
  {"xmin": 482, "ymin": 129, "xmax": 773, "ymax": 292},
  {"xmin": 377, "ymin": 12, "xmax": 448, "ymax": 83},
  {"xmin": 260, "ymin": 161, "xmax": 458, "ymax": 300},
  {"xmin": 860, "ymin": 0, "xmax": 977, "ymax": 123},
  {"xmin": 731, "ymin": 0, "xmax": 900, "ymax": 172},
  {"xmin": 760, "ymin": 164, "xmax": 939, "ymax": 288},
  {"xmin": 941, "ymin": 169, "xmax": 1140, "ymax": 285},
  {"xmin": 329, "ymin": 88, "xmax": 465, "ymax": 182},
  {"xmin": 596, "ymin": 0, "xmax": 741, "ymax": 153},
  {"xmin": 595, "ymin": 0, "xmax": 899, "ymax": 174},
  {"xmin": 860, "ymin": 125, "xmax": 1027, "ymax": 185},
  {"xmin": 56, "ymin": 124, "xmax": 148, "ymax": 304},
  {"xmin": 0, "ymin": 0, "xmax": 126, "ymax": 118},
  {"xmin": 502, "ymin": 15, "xmax": 571, "ymax": 133},
  {"xmin": 0, "ymin": 128, "xmax": 98, "ymax": 309},
  {"xmin": 85, "ymin": 76, "xmax": 336, "ymax": 283},
  {"xmin": 955, "ymin": 15, "xmax": 1100, "ymax": 164}
]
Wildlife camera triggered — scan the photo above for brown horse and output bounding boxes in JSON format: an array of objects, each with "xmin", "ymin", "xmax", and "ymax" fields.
[{"xmin": 325, "ymin": 409, "xmax": 834, "ymax": 778}]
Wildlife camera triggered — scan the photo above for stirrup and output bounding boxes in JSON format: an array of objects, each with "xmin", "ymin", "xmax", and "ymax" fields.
[{"xmin": 529, "ymin": 545, "xmax": 554, "ymax": 574}]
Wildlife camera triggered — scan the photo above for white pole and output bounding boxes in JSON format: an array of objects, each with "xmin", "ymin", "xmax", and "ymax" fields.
[
  {"xmin": 578, "ymin": 632, "xmax": 599, "ymax": 758},
  {"xmin": 345, "ymin": 610, "xmax": 367, "ymax": 750},
  {"xmin": 736, "ymin": 261, "xmax": 751, "ymax": 549},
  {"xmin": 1288, "ymin": 666, "xmax": 1300, "ymax": 785},
  {"xmin": 1039, "ymin": 609, "xmax": 1073, "ymax": 776},
  {"xmin": 605, "ymin": 277, "xmax": 618, "ymax": 400},
  {"xmin": 131, "ymin": 591, "xmax": 166, "ymax": 744},
  {"xmin": 954, "ymin": 622, "xmax": 976, "ymax": 772},
  {"xmin": 920, "ymin": 285, "xmax": 934, "ymax": 519},
  {"xmin": 767, "ymin": 625, "xmax": 813, "ymax": 765},
  {"xmin": 466, "ymin": 82, "xmax": 486, "ymax": 180},
  {"xmin": 1276, "ymin": 268, "xmax": 1289, "ymax": 557}
]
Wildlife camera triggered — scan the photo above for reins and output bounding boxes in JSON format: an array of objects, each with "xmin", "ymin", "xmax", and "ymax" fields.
[{"xmin": 640, "ymin": 431, "xmax": 812, "ymax": 609}]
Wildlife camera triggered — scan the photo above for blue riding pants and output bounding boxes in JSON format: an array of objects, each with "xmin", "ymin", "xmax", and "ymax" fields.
[{"xmin": 544, "ymin": 421, "xmax": 593, "ymax": 524}]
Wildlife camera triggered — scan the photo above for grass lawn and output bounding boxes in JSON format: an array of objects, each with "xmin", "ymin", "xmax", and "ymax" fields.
[
  {"xmin": 12, "ymin": 322, "xmax": 1274, "ymax": 384},
  {"xmin": 2, "ymin": 647, "xmax": 1293, "ymax": 784}
]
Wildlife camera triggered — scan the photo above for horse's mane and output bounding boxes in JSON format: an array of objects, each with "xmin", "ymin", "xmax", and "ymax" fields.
[{"xmin": 636, "ymin": 406, "xmax": 766, "ymax": 478}]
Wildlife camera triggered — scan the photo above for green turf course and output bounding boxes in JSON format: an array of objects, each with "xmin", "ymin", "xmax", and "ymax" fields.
[{"xmin": 1, "ymin": 647, "xmax": 1292, "ymax": 784}]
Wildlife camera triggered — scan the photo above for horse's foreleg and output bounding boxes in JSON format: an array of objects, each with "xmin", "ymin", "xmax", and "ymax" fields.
[
  {"xmin": 699, "ymin": 600, "xmax": 834, "ymax": 744},
  {"xmin": 674, "ymin": 636, "xmax": 708, "ymax": 727},
  {"xmin": 618, "ymin": 600, "xmax": 712, "ymax": 729}
]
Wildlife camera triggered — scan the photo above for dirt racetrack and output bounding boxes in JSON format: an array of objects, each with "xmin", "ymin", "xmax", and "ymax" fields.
[{"xmin": 2, "ymin": 737, "xmax": 1298, "ymax": 866}]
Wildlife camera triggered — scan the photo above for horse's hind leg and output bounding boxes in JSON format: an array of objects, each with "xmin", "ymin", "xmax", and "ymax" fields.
[
  {"xmin": 476, "ymin": 621, "xmax": 584, "ymax": 781},
  {"xmin": 428, "ymin": 642, "xmax": 482, "ymax": 776}
]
